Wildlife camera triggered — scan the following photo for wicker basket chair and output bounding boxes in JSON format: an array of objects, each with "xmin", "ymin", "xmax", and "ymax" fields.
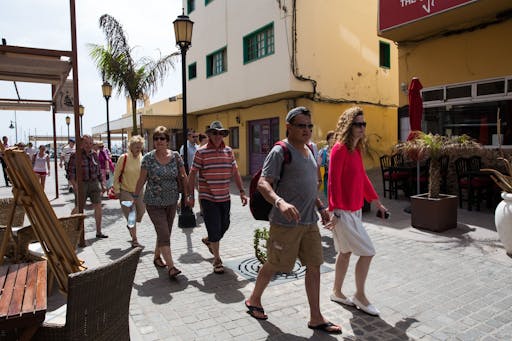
[
  {"xmin": 33, "ymin": 247, "xmax": 142, "ymax": 341},
  {"xmin": 15, "ymin": 214, "xmax": 86, "ymax": 261},
  {"xmin": 0, "ymin": 197, "xmax": 26, "ymax": 259}
]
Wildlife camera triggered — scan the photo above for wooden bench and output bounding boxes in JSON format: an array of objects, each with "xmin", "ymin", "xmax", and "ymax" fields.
[{"xmin": 0, "ymin": 261, "xmax": 47, "ymax": 340}]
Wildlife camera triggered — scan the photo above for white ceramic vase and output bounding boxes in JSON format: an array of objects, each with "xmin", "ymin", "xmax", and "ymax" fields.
[{"xmin": 495, "ymin": 192, "xmax": 512, "ymax": 256}]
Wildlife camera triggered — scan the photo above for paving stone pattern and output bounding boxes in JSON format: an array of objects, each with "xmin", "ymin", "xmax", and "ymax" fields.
[{"xmin": 1, "ymin": 167, "xmax": 510, "ymax": 340}]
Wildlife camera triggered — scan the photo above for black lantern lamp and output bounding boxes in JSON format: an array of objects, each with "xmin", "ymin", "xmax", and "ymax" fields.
[
  {"xmin": 102, "ymin": 81, "xmax": 113, "ymax": 151},
  {"xmin": 174, "ymin": 10, "xmax": 196, "ymax": 228}
]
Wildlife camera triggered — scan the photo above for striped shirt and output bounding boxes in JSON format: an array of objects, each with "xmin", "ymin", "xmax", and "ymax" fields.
[{"xmin": 191, "ymin": 141, "xmax": 237, "ymax": 202}]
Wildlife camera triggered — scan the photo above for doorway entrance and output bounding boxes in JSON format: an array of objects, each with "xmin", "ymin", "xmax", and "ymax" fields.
[{"xmin": 248, "ymin": 118, "xmax": 280, "ymax": 175}]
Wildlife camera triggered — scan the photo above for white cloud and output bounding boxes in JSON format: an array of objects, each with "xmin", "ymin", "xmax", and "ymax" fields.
[{"xmin": 0, "ymin": 0, "xmax": 183, "ymax": 144}]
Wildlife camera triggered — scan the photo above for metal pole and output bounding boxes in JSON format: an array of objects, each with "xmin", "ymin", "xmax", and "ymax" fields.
[
  {"xmin": 106, "ymin": 97, "xmax": 111, "ymax": 151},
  {"xmin": 177, "ymin": 45, "xmax": 196, "ymax": 228}
]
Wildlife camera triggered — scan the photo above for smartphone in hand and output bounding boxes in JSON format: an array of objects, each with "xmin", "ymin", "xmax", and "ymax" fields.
[{"xmin": 376, "ymin": 210, "xmax": 390, "ymax": 219}]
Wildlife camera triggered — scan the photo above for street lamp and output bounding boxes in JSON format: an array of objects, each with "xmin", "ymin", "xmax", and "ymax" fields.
[
  {"xmin": 102, "ymin": 81, "xmax": 112, "ymax": 151},
  {"xmin": 173, "ymin": 10, "xmax": 196, "ymax": 228},
  {"xmin": 79, "ymin": 105, "xmax": 84, "ymax": 135},
  {"xmin": 65, "ymin": 115, "xmax": 71, "ymax": 141}
]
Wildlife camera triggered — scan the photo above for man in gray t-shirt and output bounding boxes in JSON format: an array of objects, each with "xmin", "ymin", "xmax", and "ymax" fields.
[
  {"xmin": 245, "ymin": 107, "xmax": 342, "ymax": 334},
  {"xmin": 262, "ymin": 141, "xmax": 318, "ymax": 226}
]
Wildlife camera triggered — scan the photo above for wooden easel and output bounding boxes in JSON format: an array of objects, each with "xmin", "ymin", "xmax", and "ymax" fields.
[{"xmin": 0, "ymin": 145, "xmax": 85, "ymax": 294}]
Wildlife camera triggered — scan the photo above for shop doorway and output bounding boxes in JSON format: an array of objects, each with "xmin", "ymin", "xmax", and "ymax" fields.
[{"xmin": 248, "ymin": 118, "xmax": 280, "ymax": 175}]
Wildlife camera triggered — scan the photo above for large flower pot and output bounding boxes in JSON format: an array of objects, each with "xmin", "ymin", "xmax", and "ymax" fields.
[
  {"xmin": 410, "ymin": 194, "xmax": 458, "ymax": 232},
  {"xmin": 495, "ymin": 192, "xmax": 512, "ymax": 256}
]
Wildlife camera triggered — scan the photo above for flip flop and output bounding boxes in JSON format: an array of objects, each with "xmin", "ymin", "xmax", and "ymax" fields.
[
  {"xmin": 213, "ymin": 262, "xmax": 224, "ymax": 274},
  {"xmin": 245, "ymin": 300, "xmax": 268, "ymax": 320},
  {"xmin": 168, "ymin": 266, "xmax": 182, "ymax": 279},
  {"xmin": 307, "ymin": 321, "xmax": 342, "ymax": 334},
  {"xmin": 153, "ymin": 258, "xmax": 166, "ymax": 268},
  {"xmin": 201, "ymin": 237, "xmax": 213, "ymax": 254}
]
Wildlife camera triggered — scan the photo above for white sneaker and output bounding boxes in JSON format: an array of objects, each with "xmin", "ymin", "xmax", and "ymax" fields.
[
  {"xmin": 330, "ymin": 294, "xmax": 355, "ymax": 306},
  {"xmin": 352, "ymin": 296, "xmax": 380, "ymax": 316}
]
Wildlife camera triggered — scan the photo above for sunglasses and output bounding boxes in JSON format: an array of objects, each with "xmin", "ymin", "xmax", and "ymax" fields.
[
  {"xmin": 352, "ymin": 122, "xmax": 367, "ymax": 128},
  {"xmin": 210, "ymin": 130, "xmax": 229, "ymax": 137},
  {"xmin": 292, "ymin": 123, "xmax": 314, "ymax": 130},
  {"xmin": 153, "ymin": 136, "xmax": 168, "ymax": 141}
]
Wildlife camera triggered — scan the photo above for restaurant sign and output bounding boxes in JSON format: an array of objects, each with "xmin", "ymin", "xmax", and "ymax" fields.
[{"xmin": 379, "ymin": 0, "xmax": 478, "ymax": 32}]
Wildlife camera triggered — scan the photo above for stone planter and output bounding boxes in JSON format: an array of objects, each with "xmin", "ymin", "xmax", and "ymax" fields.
[
  {"xmin": 495, "ymin": 192, "xmax": 512, "ymax": 256},
  {"xmin": 410, "ymin": 194, "xmax": 458, "ymax": 232}
]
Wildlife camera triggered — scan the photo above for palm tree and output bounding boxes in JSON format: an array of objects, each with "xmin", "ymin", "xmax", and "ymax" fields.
[
  {"xmin": 395, "ymin": 132, "xmax": 481, "ymax": 198},
  {"xmin": 89, "ymin": 14, "xmax": 179, "ymax": 135}
]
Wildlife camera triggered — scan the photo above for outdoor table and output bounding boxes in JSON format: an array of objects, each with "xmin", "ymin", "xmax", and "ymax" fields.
[{"xmin": 0, "ymin": 261, "xmax": 47, "ymax": 341}]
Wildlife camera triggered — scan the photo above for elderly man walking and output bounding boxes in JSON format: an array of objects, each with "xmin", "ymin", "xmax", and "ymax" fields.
[
  {"xmin": 186, "ymin": 121, "xmax": 247, "ymax": 274},
  {"xmin": 68, "ymin": 134, "xmax": 107, "ymax": 240}
]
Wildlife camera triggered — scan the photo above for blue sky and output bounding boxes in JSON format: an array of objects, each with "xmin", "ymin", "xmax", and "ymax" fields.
[{"xmin": 0, "ymin": 0, "xmax": 183, "ymax": 144}]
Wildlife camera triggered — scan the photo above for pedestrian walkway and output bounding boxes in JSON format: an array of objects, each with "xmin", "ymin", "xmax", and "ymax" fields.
[{"xmin": 0, "ymin": 167, "xmax": 511, "ymax": 340}]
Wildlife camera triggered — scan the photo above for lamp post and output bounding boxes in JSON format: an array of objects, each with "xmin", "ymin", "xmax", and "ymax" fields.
[
  {"xmin": 174, "ymin": 10, "xmax": 196, "ymax": 228},
  {"xmin": 65, "ymin": 115, "xmax": 71, "ymax": 141},
  {"xmin": 102, "ymin": 81, "xmax": 112, "ymax": 151},
  {"xmin": 79, "ymin": 105, "xmax": 84, "ymax": 135}
]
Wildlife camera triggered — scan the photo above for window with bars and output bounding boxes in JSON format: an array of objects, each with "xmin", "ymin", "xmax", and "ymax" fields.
[
  {"xmin": 243, "ymin": 23, "xmax": 274, "ymax": 64},
  {"xmin": 206, "ymin": 47, "xmax": 227, "ymax": 77}
]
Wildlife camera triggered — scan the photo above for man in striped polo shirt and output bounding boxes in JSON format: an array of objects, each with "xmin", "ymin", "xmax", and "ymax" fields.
[{"xmin": 186, "ymin": 121, "xmax": 248, "ymax": 274}]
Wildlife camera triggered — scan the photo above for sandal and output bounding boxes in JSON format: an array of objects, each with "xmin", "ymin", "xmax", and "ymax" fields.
[
  {"xmin": 131, "ymin": 240, "xmax": 143, "ymax": 248},
  {"xmin": 213, "ymin": 260, "xmax": 224, "ymax": 274},
  {"xmin": 307, "ymin": 321, "xmax": 342, "ymax": 334},
  {"xmin": 245, "ymin": 300, "xmax": 268, "ymax": 320},
  {"xmin": 201, "ymin": 237, "xmax": 213, "ymax": 254},
  {"xmin": 168, "ymin": 266, "xmax": 182, "ymax": 279},
  {"xmin": 153, "ymin": 258, "xmax": 166, "ymax": 268}
]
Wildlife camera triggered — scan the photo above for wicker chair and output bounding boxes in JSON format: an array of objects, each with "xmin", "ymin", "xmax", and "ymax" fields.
[
  {"xmin": 0, "ymin": 197, "xmax": 26, "ymax": 259},
  {"xmin": 15, "ymin": 214, "xmax": 86, "ymax": 261},
  {"xmin": 33, "ymin": 247, "xmax": 142, "ymax": 341}
]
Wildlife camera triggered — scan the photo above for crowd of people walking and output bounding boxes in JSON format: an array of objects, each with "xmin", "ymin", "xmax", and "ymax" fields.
[{"xmin": 0, "ymin": 105, "xmax": 388, "ymax": 336}]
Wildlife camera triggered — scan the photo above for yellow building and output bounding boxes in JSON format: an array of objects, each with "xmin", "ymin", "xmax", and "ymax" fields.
[
  {"xmin": 185, "ymin": 0, "xmax": 398, "ymax": 175},
  {"xmin": 92, "ymin": 96, "xmax": 197, "ymax": 152},
  {"xmin": 378, "ymin": 0, "xmax": 512, "ymax": 146}
]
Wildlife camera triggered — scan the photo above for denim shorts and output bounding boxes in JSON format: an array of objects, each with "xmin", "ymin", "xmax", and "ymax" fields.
[{"xmin": 200, "ymin": 199, "xmax": 230, "ymax": 242}]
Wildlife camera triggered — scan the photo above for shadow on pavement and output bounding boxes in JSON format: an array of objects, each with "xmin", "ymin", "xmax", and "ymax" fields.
[{"xmin": 188, "ymin": 271, "xmax": 248, "ymax": 304}]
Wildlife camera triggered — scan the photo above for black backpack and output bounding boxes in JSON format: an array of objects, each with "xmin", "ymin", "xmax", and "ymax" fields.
[{"xmin": 249, "ymin": 141, "xmax": 314, "ymax": 221}]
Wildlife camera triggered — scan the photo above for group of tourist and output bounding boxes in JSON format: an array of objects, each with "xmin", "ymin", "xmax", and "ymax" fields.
[{"xmin": 62, "ymin": 105, "xmax": 386, "ymax": 335}]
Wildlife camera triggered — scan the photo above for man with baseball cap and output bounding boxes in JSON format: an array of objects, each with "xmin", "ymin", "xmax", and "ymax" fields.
[{"xmin": 244, "ymin": 107, "xmax": 341, "ymax": 334}]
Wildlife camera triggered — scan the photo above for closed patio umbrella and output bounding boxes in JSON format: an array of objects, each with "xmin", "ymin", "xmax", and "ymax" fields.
[{"xmin": 408, "ymin": 77, "xmax": 423, "ymax": 194}]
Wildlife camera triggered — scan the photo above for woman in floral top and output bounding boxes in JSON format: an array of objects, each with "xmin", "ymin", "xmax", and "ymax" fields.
[{"xmin": 133, "ymin": 126, "xmax": 189, "ymax": 279}]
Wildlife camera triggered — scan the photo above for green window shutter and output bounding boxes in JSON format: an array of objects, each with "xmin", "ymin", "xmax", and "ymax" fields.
[
  {"xmin": 188, "ymin": 62, "xmax": 197, "ymax": 80},
  {"xmin": 379, "ymin": 41, "xmax": 390, "ymax": 68}
]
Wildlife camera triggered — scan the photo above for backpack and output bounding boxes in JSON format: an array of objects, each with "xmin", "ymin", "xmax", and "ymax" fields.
[{"xmin": 249, "ymin": 141, "xmax": 314, "ymax": 221}]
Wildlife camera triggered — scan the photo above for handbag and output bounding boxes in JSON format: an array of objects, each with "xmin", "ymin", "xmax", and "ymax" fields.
[
  {"xmin": 109, "ymin": 154, "xmax": 128, "ymax": 200},
  {"xmin": 173, "ymin": 152, "xmax": 184, "ymax": 193}
]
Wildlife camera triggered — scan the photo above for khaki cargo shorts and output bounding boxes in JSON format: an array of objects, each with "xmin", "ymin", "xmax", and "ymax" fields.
[{"xmin": 266, "ymin": 222, "xmax": 323, "ymax": 273}]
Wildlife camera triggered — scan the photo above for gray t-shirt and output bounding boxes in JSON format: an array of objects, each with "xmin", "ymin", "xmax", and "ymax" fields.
[{"xmin": 261, "ymin": 140, "xmax": 319, "ymax": 226}]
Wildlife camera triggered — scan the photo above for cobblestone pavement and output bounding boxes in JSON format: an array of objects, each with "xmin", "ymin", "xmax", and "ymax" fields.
[{"xmin": 1, "ymin": 167, "xmax": 511, "ymax": 340}]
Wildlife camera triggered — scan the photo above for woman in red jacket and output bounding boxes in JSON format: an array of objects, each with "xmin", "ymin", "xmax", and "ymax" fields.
[{"xmin": 327, "ymin": 106, "xmax": 387, "ymax": 316}]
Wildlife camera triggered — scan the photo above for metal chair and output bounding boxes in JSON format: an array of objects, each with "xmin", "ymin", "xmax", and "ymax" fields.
[
  {"xmin": 379, "ymin": 155, "xmax": 393, "ymax": 198},
  {"xmin": 33, "ymin": 247, "xmax": 142, "ymax": 341}
]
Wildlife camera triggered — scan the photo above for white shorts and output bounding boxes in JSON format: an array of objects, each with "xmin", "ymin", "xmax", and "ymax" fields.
[{"xmin": 331, "ymin": 209, "xmax": 375, "ymax": 256}]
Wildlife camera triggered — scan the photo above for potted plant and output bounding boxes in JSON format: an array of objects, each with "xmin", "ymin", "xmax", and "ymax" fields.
[
  {"xmin": 482, "ymin": 157, "xmax": 512, "ymax": 256},
  {"xmin": 395, "ymin": 132, "xmax": 481, "ymax": 232}
]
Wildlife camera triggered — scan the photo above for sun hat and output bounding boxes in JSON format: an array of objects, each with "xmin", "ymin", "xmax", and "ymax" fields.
[{"xmin": 206, "ymin": 121, "xmax": 229, "ymax": 134}]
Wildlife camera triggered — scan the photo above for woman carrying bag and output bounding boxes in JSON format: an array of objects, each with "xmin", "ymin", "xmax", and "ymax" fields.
[
  {"xmin": 113, "ymin": 135, "xmax": 145, "ymax": 248},
  {"xmin": 133, "ymin": 126, "xmax": 188, "ymax": 279}
]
